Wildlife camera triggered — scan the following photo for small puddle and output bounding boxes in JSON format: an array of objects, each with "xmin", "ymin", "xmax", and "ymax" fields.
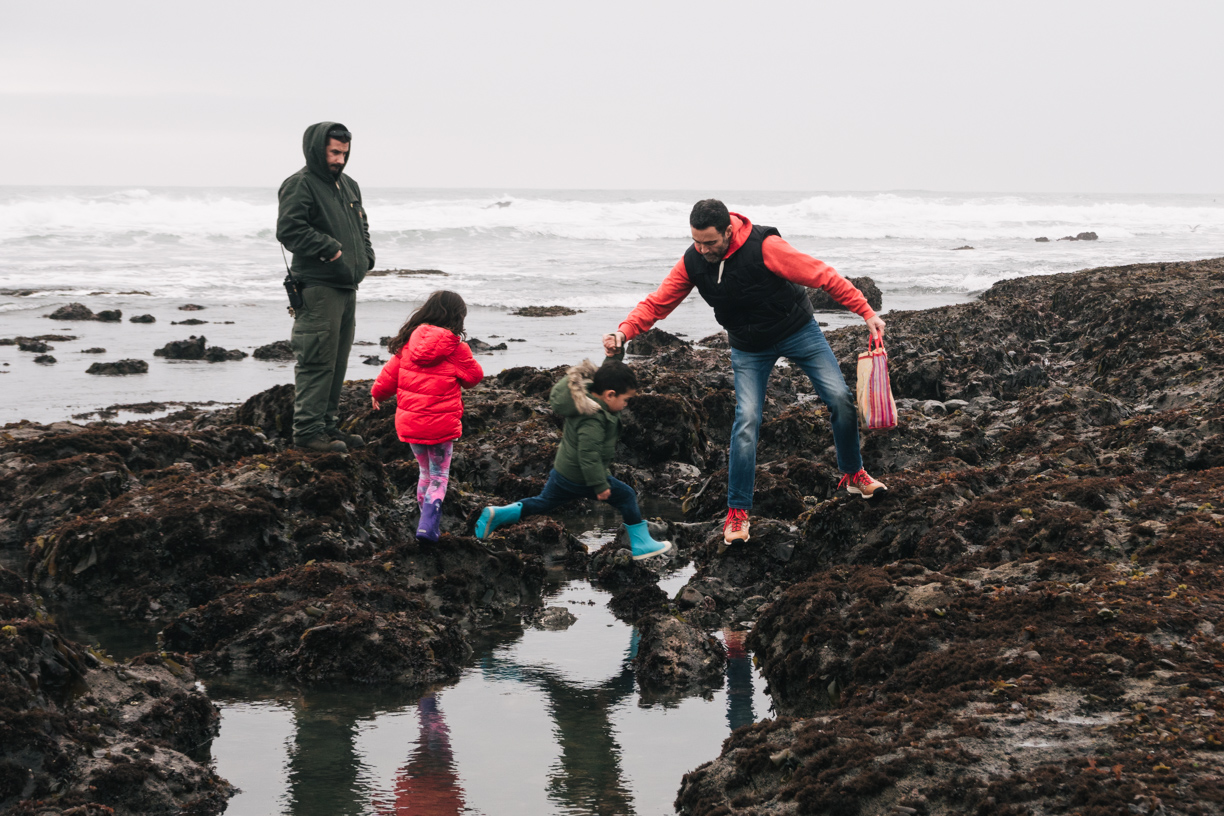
[{"xmin": 25, "ymin": 502, "xmax": 773, "ymax": 815}]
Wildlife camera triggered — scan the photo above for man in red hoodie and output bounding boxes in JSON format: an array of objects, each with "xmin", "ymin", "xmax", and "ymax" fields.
[{"xmin": 603, "ymin": 199, "xmax": 887, "ymax": 545}]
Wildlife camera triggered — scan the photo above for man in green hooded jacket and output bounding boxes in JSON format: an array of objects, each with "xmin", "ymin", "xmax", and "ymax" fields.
[{"xmin": 276, "ymin": 122, "xmax": 375, "ymax": 452}]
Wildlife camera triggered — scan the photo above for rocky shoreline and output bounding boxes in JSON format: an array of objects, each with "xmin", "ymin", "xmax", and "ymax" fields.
[{"xmin": 2, "ymin": 258, "xmax": 1222, "ymax": 815}]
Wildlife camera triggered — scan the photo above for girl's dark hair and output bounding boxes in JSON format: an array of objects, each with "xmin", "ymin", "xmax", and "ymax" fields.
[{"xmin": 388, "ymin": 290, "xmax": 467, "ymax": 355}]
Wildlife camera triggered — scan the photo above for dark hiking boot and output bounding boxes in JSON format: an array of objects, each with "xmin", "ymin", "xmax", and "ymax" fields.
[
  {"xmin": 295, "ymin": 436, "xmax": 347, "ymax": 453},
  {"xmin": 327, "ymin": 429, "xmax": 365, "ymax": 449}
]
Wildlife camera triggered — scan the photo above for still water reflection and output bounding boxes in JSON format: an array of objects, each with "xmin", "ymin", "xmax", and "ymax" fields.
[{"xmin": 209, "ymin": 566, "xmax": 770, "ymax": 816}]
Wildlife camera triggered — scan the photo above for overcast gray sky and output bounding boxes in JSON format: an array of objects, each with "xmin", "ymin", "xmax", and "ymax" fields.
[{"xmin": 5, "ymin": 0, "xmax": 1222, "ymax": 192}]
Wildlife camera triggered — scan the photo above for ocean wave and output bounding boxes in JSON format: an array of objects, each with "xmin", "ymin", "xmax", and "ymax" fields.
[{"xmin": 3, "ymin": 188, "xmax": 1222, "ymax": 247}]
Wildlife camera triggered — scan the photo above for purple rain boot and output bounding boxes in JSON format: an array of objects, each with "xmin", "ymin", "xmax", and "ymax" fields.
[{"xmin": 416, "ymin": 500, "xmax": 442, "ymax": 543}]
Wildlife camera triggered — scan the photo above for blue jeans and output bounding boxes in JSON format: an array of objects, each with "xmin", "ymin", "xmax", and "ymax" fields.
[
  {"xmin": 728, "ymin": 318, "xmax": 862, "ymax": 509},
  {"xmin": 520, "ymin": 469, "xmax": 644, "ymax": 525}
]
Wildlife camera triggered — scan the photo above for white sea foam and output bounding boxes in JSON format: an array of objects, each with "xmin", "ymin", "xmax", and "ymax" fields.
[{"xmin": 0, "ymin": 187, "xmax": 1221, "ymax": 308}]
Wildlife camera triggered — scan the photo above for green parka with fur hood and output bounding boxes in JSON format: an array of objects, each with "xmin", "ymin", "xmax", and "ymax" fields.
[
  {"xmin": 276, "ymin": 121, "xmax": 375, "ymax": 290},
  {"xmin": 549, "ymin": 359, "xmax": 621, "ymax": 494}
]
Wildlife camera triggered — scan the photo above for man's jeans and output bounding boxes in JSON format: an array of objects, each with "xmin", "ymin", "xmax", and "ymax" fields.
[
  {"xmin": 520, "ymin": 469, "xmax": 644, "ymax": 525},
  {"xmin": 728, "ymin": 318, "xmax": 862, "ymax": 509}
]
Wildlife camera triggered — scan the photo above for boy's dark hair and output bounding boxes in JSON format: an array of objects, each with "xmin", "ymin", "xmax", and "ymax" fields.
[
  {"xmin": 326, "ymin": 124, "xmax": 352, "ymax": 143},
  {"xmin": 690, "ymin": 199, "xmax": 731, "ymax": 232},
  {"xmin": 591, "ymin": 360, "xmax": 637, "ymax": 395},
  {"xmin": 389, "ymin": 290, "xmax": 467, "ymax": 355}
]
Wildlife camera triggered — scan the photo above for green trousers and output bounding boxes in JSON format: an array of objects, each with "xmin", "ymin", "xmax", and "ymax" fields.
[{"xmin": 290, "ymin": 285, "xmax": 356, "ymax": 442}]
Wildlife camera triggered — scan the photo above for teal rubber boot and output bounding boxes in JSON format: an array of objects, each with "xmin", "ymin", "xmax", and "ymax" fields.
[
  {"xmin": 476, "ymin": 502, "xmax": 522, "ymax": 539},
  {"xmin": 625, "ymin": 521, "xmax": 673, "ymax": 561}
]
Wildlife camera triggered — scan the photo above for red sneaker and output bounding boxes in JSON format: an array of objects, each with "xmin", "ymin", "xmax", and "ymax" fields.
[
  {"xmin": 724, "ymin": 507, "xmax": 750, "ymax": 543},
  {"xmin": 838, "ymin": 469, "xmax": 887, "ymax": 499}
]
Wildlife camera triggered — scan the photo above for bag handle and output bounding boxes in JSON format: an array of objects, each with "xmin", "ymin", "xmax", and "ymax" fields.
[{"xmin": 868, "ymin": 335, "xmax": 885, "ymax": 352}]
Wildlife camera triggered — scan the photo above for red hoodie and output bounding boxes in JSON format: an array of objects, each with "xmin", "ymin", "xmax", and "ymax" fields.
[
  {"xmin": 617, "ymin": 213, "xmax": 875, "ymax": 341},
  {"xmin": 371, "ymin": 324, "xmax": 484, "ymax": 445}
]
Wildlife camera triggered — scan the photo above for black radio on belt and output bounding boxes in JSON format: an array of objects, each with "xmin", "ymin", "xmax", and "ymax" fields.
[{"xmin": 283, "ymin": 273, "xmax": 304, "ymax": 310}]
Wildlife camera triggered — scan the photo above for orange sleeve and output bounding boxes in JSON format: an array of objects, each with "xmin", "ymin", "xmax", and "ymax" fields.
[
  {"xmin": 761, "ymin": 236, "xmax": 876, "ymax": 320},
  {"xmin": 616, "ymin": 257, "xmax": 695, "ymax": 340}
]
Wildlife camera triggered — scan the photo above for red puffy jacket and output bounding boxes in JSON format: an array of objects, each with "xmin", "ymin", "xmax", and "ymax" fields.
[{"xmin": 371, "ymin": 324, "xmax": 484, "ymax": 445}]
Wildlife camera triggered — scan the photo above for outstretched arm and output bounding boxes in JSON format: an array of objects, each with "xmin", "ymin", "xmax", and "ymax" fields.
[{"xmin": 604, "ymin": 258, "xmax": 694, "ymax": 352}]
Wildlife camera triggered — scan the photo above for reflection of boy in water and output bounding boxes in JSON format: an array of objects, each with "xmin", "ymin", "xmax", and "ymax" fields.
[{"xmin": 385, "ymin": 695, "xmax": 465, "ymax": 815}]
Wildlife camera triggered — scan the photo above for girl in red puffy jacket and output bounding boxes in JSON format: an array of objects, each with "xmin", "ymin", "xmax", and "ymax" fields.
[{"xmin": 370, "ymin": 291, "xmax": 484, "ymax": 542}]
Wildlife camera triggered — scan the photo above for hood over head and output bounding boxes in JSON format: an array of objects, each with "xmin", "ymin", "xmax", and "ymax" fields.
[
  {"xmin": 551, "ymin": 359, "xmax": 602, "ymax": 417},
  {"xmin": 302, "ymin": 121, "xmax": 350, "ymax": 181},
  {"xmin": 407, "ymin": 324, "xmax": 460, "ymax": 367}
]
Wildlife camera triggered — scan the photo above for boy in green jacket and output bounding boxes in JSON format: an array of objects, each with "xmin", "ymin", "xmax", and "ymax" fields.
[{"xmin": 475, "ymin": 358, "xmax": 672, "ymax": 560}]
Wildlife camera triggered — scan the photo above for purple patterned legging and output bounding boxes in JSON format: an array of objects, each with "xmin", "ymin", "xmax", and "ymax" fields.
[{"xmin": 409, "ymin": 441, "xmax": 454, "ymax": 506}]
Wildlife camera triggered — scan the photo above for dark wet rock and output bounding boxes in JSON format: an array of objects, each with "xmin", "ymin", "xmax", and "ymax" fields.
[
  {"xmin": 952, "ymin": 244, "xmax": 974, "ymax": 250},
  {"xmin": 153, "ymin": 336, "xmax": 206, "ymax": 360},
  {"xmin": 362, "ymin": 355, "xmax": 384, "ymax": 366},
  {"xmin": 511, "ymin": 305, "xmax": 582, "ymax": 317},
  {"xmin": 203, "ymin": 346, "xmax": 247, "ymax": 362},
  {"xmin": 234, "ymin": 383, "xmax": 295, "ymax": 440},
  {"xmin": 161, "ymin": 533, "xmax": 548, "ymax": 683},
  {"xmin": 22, "ymin": 443, "xmax": 407, "ymax": 625},
  {"xmin": 45, "ymin": 303, "xmax": 97, "ymax": 320},
  {"xmin": 468, "ymin": 337, "xmax": 508, "ymax": 352},
  {"xmin": 1035, "ymin": 236, "xmax": 1050, "ymax": 242},
  {"xmin": 80, "ymin": 347, "xmax": 106, "ymax": 354},
  {"xmin": 697, "ymin": 331, "xmax": 730, "ymax": 349},
  {"xmin": 178, "ymin": 304, "xmax": 206, "ymax": 311},
  {"xmin": 18, "ymin": 339, "xmax": 51, "ymax": 353},
  {"xmin": 0, "ymin": 569, "xmax": 231, "ymax": 815},
  {"xmin": 625, "ymin": 327, "xmax": 688, "ymax": 356},
  {"xmin": 632, "ymin": 611, "xmax": 725, "ymax": 694},
  {"xmin": 253, "ymin": 339, "xmax": 295, "ymax": 361},
  {"xmin": 33, "ymin": 355, "xmax": 56, "ymax": 365},
  {"xmin": 128, "ymin": 314, "xmax": 156, "ymax": 323},
  {"xmin": 808, "ymin": 275, "xmax": 883, "ymax": 311},
  {"xmin": 171, "ymin": 318, "xmax": 208, "ymax": 325},
  {"xmin": 86, "ymin": 359, "xmax": 148, "ymax": 376},
  {"xmin": 95, "ymin": 310, "xmax": 122, "ymax": 322},
  {"xmin": 1058, "ymin": 231, "xmax": 1099, "ymax": 241},
  {"xmin": 531, "ymin": 606, "xmax": 578, "ymax": 630}
]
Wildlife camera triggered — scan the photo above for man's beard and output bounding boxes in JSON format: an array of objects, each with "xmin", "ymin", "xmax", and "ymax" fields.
[{"xmin": 329, "ymin": 164, "xmax": 343, "ymax": 177}]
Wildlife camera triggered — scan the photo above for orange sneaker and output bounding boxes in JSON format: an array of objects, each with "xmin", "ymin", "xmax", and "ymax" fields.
[
  {"xmin": 838, "ymin": 469, "xmax": 887, "ymax": 499},
  {"xmin": 724, "ymin": 508, "xmax": 750, "ymax": 543}
]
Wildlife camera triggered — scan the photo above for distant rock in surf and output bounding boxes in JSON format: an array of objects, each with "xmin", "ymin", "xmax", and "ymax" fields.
[
  {"xmin": 86, "ymin": 359, "xmax": 148, "ymax": 375},
  {"xmin": 129, "ymin": 313, "xmax": 157, "ymax": 323},
  {"xmin": 807, "ymin": 275, "xmax": 883, "ymax": 312},
  {"xmin": 512, "ymin": 305, "xmax": 583, "ymax": 317},
  {"xmin": 253, "ymin": 340, "xmax": 295, "ymax": 361}
]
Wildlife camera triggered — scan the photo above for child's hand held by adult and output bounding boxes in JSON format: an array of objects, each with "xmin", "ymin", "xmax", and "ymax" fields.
[{"xmin": 602, "ymin": 331, "xmax": 625, "ymax": 356}]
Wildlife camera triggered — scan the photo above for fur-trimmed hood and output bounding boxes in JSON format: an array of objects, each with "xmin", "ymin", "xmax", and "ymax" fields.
[{"xmin": 550, "ymin": 359, "xmax": 603, "ymax": 417}]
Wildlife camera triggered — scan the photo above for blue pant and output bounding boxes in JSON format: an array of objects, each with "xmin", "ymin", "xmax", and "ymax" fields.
[
  {"xmin": 520, "ymin": 469, "xmax": 644, "ymax": 525},
  {"xmin": 728, "ymin": 318, "xmax": 862, "ymax": 510}
]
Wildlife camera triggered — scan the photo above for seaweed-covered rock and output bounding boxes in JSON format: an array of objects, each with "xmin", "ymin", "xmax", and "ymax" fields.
[
  {"xmin": 95, "ymin": 309, "xmax": 122, "ymax": 322},
  {"xmin": 204, "ymin": 345, "xmax": 247, "ymax": 362},
  {"xmin": 153, "ymin": 336, "xmax": 206, "ymax": 360},
  {"xmin": 632, "ymin": 611, "xmax": 726, "ymax": 694},
  {"xmin": 0, "ymin": 568, "xmax": 231, "ymax": 815},
  {"xmin": 129, "ymin": 314, "xmax": 156, "ymax": 323},
  {"xmin": 625, "ymin": 327, "xmax": 688, "ymax": 356},
  {"xmin": 808, "ymin": 275, "xmax": 883, "ymax": 311},
  {"xmin": 45, "ymin": 303, "xmax": 96, "ymax": 320},
  {"xmin": 86, "ymin": 359, "xmax": 148, "ymax": 376},
  {"xmin": 253, "ymin": 340, "xmax": 295, "ymax": 361}
]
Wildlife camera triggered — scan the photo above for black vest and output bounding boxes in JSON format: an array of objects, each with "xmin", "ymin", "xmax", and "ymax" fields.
[{"xmin": 685, "ymin": 224, "xmax": 814, "ymax": 352}]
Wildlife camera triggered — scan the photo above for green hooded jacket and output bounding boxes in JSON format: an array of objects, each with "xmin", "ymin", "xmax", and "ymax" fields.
[
  {"xmin": 276, "ymin": 121, "xmax": 375, "ymax": 290},
  {"xmin": 549, "ymin": 359, "xmax": 621, "ymax": 494}
]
